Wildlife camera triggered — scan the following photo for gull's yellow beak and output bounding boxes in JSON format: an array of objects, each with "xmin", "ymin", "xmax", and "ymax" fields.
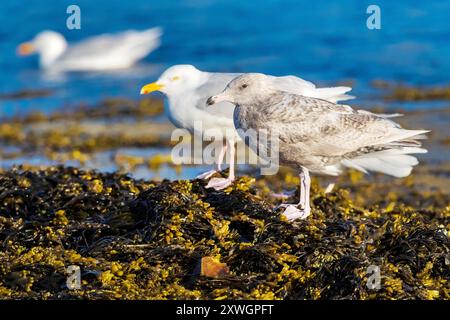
[
  {"xmin": 17, "ymin": 42, "xmax": 36, "ymax": 56},
  {"xmin": 140, "ymin": 82, "xmax": 164, "ymax": 95}
]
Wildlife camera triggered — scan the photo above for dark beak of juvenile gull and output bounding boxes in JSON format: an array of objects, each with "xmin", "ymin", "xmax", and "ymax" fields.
[
  {"xmin": 207, "ymin": 92, "xmax": 230, "ymax": 106},
  {"xmin": 206, "ymin": 96, "xmax": 216, "ymax": 106}
]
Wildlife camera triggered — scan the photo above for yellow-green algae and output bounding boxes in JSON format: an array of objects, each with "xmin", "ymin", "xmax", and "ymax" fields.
[
  {"xmin": 0, "ymin": 97, "xmax": 170, "ymax": 164},
  {"xmin": 371, "ymin": 80, "xmax": 450, "ymax": 101},
  {"xmin": 0, "ymin": 166, "xmax": 448, "ymax": 300}
]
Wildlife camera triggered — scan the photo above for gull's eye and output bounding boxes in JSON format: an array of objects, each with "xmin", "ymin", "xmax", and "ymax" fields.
[
  {"xmin": 241, "ymin": 84, "xmax": 248, "ymax": 89},
  {"xmin": 171, "ymin": 76, "xmax": 180, "ymax": 81}
]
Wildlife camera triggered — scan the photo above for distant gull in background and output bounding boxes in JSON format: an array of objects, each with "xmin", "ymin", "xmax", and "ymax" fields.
[
  {"xmin": 207, "ymin": 74, "xmax": 429, "ymax": 220},
  {"xmin": 17, "ymin": 28, "xmax": 162, "ymax": 71},
  {"xmin": 140, "ymin": 64, "xmax": 355, "ymax": 190}
]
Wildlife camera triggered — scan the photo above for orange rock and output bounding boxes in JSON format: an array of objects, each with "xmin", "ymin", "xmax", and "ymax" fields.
[{"xmin": 200, "ymin": 257, "xmax": 229, "ymax": 278}]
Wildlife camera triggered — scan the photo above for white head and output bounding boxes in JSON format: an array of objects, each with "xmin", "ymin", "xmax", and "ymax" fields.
[
  {"xmin": 17, "ymin": 30, "xmax": 68, "ymax": 68},
  {"xmin": 207, "ymin": 73, "xmax": 275, "ymax": 106},
  {"xmin": 140, "ymin": 64, "xmax": 205, "ymax": 97}
]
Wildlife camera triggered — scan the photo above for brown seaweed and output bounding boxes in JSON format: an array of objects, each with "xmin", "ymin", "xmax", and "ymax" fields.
[{"xmin": 0, "ymin": 166, "xmax": 448, "ymax": 300}]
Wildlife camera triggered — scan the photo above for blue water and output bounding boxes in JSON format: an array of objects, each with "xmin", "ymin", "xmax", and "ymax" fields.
[{"xmin": 0, "ymin": 0, "xmax": 449, "ymax": 115}]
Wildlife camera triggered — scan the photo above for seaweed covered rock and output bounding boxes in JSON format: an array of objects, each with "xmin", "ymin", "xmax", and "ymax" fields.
[{"xmin": 0, "ymin": 166, "xmax": 449, "ymax": 299}]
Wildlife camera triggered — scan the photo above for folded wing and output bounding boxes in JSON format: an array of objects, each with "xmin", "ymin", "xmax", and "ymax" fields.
[
  {"xmin": 269, "ymin": 94, "xmax": 428, "ymax": 177},
  {"xmin": 268, "ymin": 75, "xmax": 354, "ymax": 103}
]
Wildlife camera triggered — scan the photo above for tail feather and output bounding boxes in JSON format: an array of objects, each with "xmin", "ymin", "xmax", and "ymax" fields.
[
  {"xmin": 124, "ymin": 27, "xmax": 162, "ymax": 62},
  {"xmin": 357, "ymin": 110, "xmax": 404, "ymax": 118},
  {"xmin": 379, "ymin": 129, "xmax": 430, "ymax": 147},
  {"xmin": 342, "ymin": 147, "xmax": 427, "ymax": 178},
  {"xmin": 140, "ymin": 27, "xmax": 163, "ymax": 40},
  {"xmin": 378, "ymin": 154, "xmax": 418, "ymax": 167},
  {"xmin": 375, "ymin": 113, "xmax": 404, "ymax": 118}
]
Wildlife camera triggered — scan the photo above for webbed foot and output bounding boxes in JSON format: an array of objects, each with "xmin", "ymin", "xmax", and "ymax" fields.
[{"xmin": 205, "ymin": 177, "xmax": 234, "ymax": 190}]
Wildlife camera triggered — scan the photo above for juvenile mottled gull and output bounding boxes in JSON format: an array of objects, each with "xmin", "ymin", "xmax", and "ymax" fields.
[
  {"xmin": 140, "ymin": 64, "xmax": 354, "ymax": 190},
  {"xmin": 17, "ymin": 28, "xmax": 162, "ymax": 71},
  {"xmin": 207, "ymin": 74, "xmax": 429, "ymax": 220}
]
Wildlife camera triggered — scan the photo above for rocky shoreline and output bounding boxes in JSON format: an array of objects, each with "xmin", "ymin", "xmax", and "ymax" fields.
[
  {"xmin": 0, "ymin": 90, "xmax": 449, "ymax": 299},
  {"xmin": 0, "ymin": 165, "xmax": 448, "ymax": 299}
]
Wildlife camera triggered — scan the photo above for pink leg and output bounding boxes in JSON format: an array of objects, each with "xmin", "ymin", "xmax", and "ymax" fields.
[
  {"xmin": 216, "ymin": 142, "xmax": 227, "ymax": 172},
  {"xmin": 301, "ymin": 169, "xmax": 311, "ymax": 212},
  {"xmin": 278, "ymin": 168, "xmax": 311, "ymax": 220},
  {"xmin": 196, "ymin": 141, "xmax": 227, "ymax": 180},
  {"xmin": 228, "ymin": 140, "xmax": 235, "ymax": 180},
  {"xmin": 206, "ymin": 140, "xmax": 236, "ymax": 190}
]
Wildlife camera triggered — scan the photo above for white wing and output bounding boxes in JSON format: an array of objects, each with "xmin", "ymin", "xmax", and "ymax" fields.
[
  {"xmin": 268, "ymin": 75, "xmax": 354, "ymax": 103},
  {"xmin": 55, "ymin": 27, "xmax": 162, "ymax": 71}
]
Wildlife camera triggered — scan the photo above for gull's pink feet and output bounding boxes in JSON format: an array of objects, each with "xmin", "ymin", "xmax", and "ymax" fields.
[
  {"xmin": 196, "ymin": 170, "xmax": 218, "ymax": 180},
  {"xmin": 205, "ymin": 177, "xmax": 234, "ymax": 190},
  {"xmin": 277, "ymin": 204, "xmax": 311, "ymax": 221}
]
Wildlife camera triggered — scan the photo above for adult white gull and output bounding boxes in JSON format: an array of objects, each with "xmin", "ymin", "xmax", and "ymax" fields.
[
  {"xmin": 17, "ymin": 28, "xmax": 162, "ymax": 71},
  {"xmin": 207, "ymin": 74, "xmax": 429, "ymax": 220},
  {"xmin": 140, "ymin": 64, "xmax": 355, "ymax": 190}
]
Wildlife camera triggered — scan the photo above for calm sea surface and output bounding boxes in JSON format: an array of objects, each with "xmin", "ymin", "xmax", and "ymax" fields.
[{"xmin": 0, "ymin": 0, "xmax": 449, "ymax": 115}]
